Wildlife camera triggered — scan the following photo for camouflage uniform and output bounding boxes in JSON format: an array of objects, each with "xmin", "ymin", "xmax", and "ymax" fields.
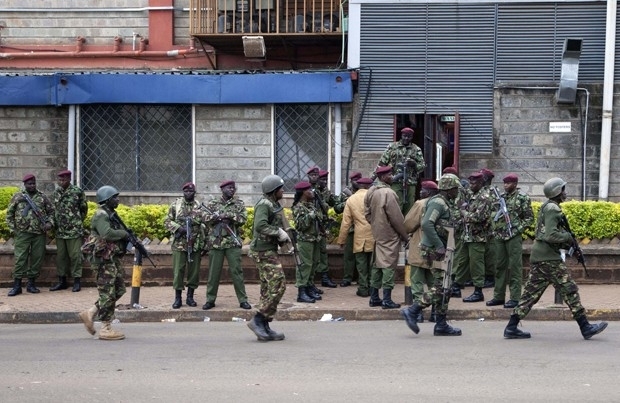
[
  {"xmin": 451, "ymin": 186, "xmax": 472, "ymax": 290},
  {"xmin": 203, "ymin": 196, "xmax": 248, "ymax": 305},
  {"xmin": 248, "ymin": 195, "xmax": 287, "ymax": 320},
  {"xmin": 6, "ymin": 189, "xmax": 54, "ymax": 281},
  {"xmin": 292, "ymin": 200, "xmax": 324, "ymax": 288},
  {"xmin": 377, "ymin": 141, "xmax": 426, "ymax": 215},
  {"xmin": 484, "ymin": 185, "xmax": 500, "ymax": 284},
  {"xmin": 163, "ymin": 198, "xmax": 207, "ymax": 291},
  {"xmin": 52, "ymin": 183, "xmax": 87, "ymax": 280},
  {"xmin": 89, "ymin": 206, "xmax": 128, "ymax": 322},
  {"xmin": 333, "ymin": 187, "xmax": 356, "ymax": 284},
  {"xmin": 459, "ymin": 186, "xmax": 493, "ymax": 288},
  {"xmin": 492, "ymin": 187, "xmax": 533, "ymax": 303},
  {"xmin": 312, "ymin": 184, "xmax": 337, "ymax": 283}
]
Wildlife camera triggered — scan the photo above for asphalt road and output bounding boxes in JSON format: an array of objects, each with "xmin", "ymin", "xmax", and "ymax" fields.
[{"xmin": 0, "ymin": 319, "xmax": 616, "ymax": 402}]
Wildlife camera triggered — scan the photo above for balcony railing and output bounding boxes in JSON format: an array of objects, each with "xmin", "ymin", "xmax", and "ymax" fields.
[{"xmin": 189, "ymin": 0, "xmax": 347, "ymax": 35}]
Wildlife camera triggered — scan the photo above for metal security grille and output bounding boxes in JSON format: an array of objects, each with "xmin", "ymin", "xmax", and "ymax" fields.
[
  {"xmin": 79, "ymin": 104, "xmax": 192, "ymax": 192},
  {"xmin": 275, "ymin": 104, "xmax": 329, "ymax": 192}
]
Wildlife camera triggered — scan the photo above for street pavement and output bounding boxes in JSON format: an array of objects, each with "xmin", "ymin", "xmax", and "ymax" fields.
[{"xmin": 1, "ymin": 282, "xmax": 619, "ymax": 324}]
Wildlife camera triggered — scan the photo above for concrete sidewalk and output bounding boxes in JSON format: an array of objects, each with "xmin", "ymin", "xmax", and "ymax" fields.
[{"xmin": 1, "ymin": 282, "xmax": 619, "ymax": 324}]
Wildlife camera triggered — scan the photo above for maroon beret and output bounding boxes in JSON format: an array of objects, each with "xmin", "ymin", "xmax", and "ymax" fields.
[
  {"xmin": 220, "ymin": 180, "xmax": 235, "ymax": 188},
  {"xmin": 376, "ymin": 165, "xmax": 393, "ymax": 176},
  {"xmin": 306, "ymin": 166, "xmax": 320, "ymax": 174},
  {"xmin": 357, "ymin": 177, "xmax": 373, "ymax": 185},
  {"xmin": 349, "ymin": 171, "xmax": 362, "ymax": 180},
  {"xmin": 401, "ymin": 127, "xmax": 415, "ymax": 134},
  {"xmin": 421, "ymin": 180, "xmax": 438, "ymax": 190},
  {"xmin": 57, "ymin": 169, "xmax": 72, "ymax": 177},
  {"xmin": 480, "ymin": 168, "xmax": 495, "ymax": 178},
  {"xmin": 468, "ymin": 172, "xmax": 484, "ymax": 180},
  {"xmin": 503, "ymin": 174, "xmax": 519, "ymax": 183},
  {"xmin": 182, "ymin": 182, "xmax": 195, "ymax": 190},
  {"xmin": 318, "ymin": 170, "xmax": 329, "ymax": 178},
  {"xmin": 442, "ymin": 166, "xmax": 458, "ymax": 175},
  {"xmin": 294, "ymin": 181, "xmax": 312, "ymax": 191},
  {"xmin": 22, "ymin": 173, "xmax": 35, "ymax": 182}
]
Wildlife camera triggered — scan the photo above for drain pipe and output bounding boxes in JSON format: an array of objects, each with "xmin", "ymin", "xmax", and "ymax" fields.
[
  {"xmin": 334, "ymin": 104, "xmax": 342, "ymax": 194},
  {"xmin": 67, "ymin": 105, "xmax": 76, "ymax": 184}
]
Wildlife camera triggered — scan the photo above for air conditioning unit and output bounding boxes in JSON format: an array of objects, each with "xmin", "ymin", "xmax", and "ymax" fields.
[{"xmin": 255, "ymin": 0, "xmax": 275, "ymax": 10}]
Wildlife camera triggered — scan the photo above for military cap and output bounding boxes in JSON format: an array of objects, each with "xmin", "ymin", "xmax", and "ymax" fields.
[
  {"xmin": 357, "ymin": 177, "xmax": 373, "ymax": 185},
  {"xmin": 294, "ymin": 181, "xmax": 312, "ymax": 191},
  {"xmin": 401, "ymin": 127, "xmax": 415, "ymax": 134},
  {"xmin": 468, "ymin": 172, "xmax": 484, "ymax": 181},
  {"xmin": 220, "ymin": 180, "xmax": 235, "ymax": 188},
  {"xmin": 57, "ymin": 169, "xmax": 72, "ymax": 177},
  {"xmin": 349, "ymin": 171, "xmax": 362, "ymax": 180},
  {"xmin": 442, "ymin": 166, "xmax": 458, "ymax": 175},
  {"xmin": 480, "ymin": 168, "xmax": 495, "ymax": 178},
  {"xmin": 375, "ymin": 165, "xmax": 392, "ymax": 176},
  {"xmin": 182, "ymin": 182, "xmax": 195, "ymax": 190},
  {"xmin": 23, "ymin": 173, "xmax": 35, "ymax": 182},
  {"xmin": 421, "ymin": 180, "xmax": 438, "ymax": 190},
  {"xmin": 503, "ymin": 174, "xmax": 519, "ymax": 183},
  {"xmin": 306, "ymin": 166, "xmax": 320, "ymax": 174},
  {"xmin": 319, "ymin": 170, "xmax": 329, "ymax": 178}
]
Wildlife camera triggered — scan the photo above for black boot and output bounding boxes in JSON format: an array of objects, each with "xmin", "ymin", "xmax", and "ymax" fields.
[
  {"xmin": 429, "ymin": 305, "xmax": 437, "ymax": 323},
  {"xmin": 576, "ymin": 316, "xmax": 608, "ymax": 340},
  {"xmin": 264, "ymin": 318, "xmax": 285, "ymax": 341},
  {"xmin": 7, "ymin": 278, "xmax": 22, "ymax": 297},
  {"xmin": 400, "ymin": 302, "xmax": 422, "ymax": 334},
  {"xmin": 247, "ymin": 312, "xmax": 271, "ymax": 341},
  {"xmin": 503, "ymin": 313, "xmax": 531, "ymax": 339},
  {"xmin": 72, "ymin": 278, "xmax": 81, "ymax": 292},
  {"xmin": 186, "ymin": 288, "xmax": 197, "ymax": 307},
  {"xmin": 305, "ymin": 285, "xmax": 322, "ymax": 301},
  {"xmin": 172, "ymin": 289, "xmax": 182, "ymax": 309},
  {"xmin": 50, "ymin": 276, "xmax": 68, "ymax": 291},
  {"xmin": 368, "ymin": 287, "xmax": 383, "ymax": 307},
  {"xmin": 296, "ymin": 287, "xmax": 315, "ymax": 303},
  {"xmin": 381, "ymin": 288, "xmax": 400, "ymax": 309},
  {"xmin": 451, "ymin": 283, "xmax": 462, "ymax": 298},
  {"xmin": 26, "ymin": 279, "xmax": 40, "ymax": 294},
  {"xmin": 321, "ymin": 273, "xmax": 337, "ymax": 288},
  {"xmin": 434, "ymin": 314, "xmax": 462, "ymax": 336},
  {"xmin": 309, "ymin": 284, "xmax": 324, "ymax": 295},
  {"xmin": 463, "ymin": 287, "xmax": 484, "ymax": 302}
]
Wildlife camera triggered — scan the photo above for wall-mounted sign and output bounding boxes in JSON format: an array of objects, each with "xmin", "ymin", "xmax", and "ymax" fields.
[
  {"xmin": 440, "ymin": 115, "xmax": 455, "ymax": 122},
  {"xmin": 549, "ymin": 122, "xmax": 571, "ymax": 132}
]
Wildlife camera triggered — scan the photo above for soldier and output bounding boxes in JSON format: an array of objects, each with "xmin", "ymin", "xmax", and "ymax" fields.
[
  {"xmin": 6, "ymin": 174, "xmax": 54, "ymax": 296},
  {"xmin": 403, "ymin": 180, "xmax": 440, "ymax": 322},
  {"xmin": 78, "ymin": 186, "xmax": 128, "ymax": 340},
  {"xmin": 292, "ymin": 181, "xmax": 323, "ymax": 303},
  {"xmin": 504, "ymin": 178, "xmax": 608, "ymax": 340},
  {"xmin": 336, "ymin": 177, "xmax": 375, "ymax": 298},
  {"xmin": 364, "ymin": 165, "xmax": 409, "ymax": 309},
  {"xmin": 163, "ymin": 182, "xmax": 207, "ymax": 310},
  {"xmin": 376, "ymin": 127, "xmax": 426, "ymax": 215},
  {"xmin": 310, "ymin": 168, "xmax": 338, "ymax": 288},
  {"xmin": 333, "ymin": 171, "xmax": 362, "ymax": 287},
  {"xmin": 480, "ymin": 168, "xmax": 498, "ymax": 289},
  {"xmin": 446, "ymin": 167, "xmax": 472, "ymax": 299},
  {"xmin": 401, "ymin": 174, "xmax": 462, "ymax": 336},
  {"xmin": 246, "ymin": 175, "xmax": 289, "ymax": 342},
  {"xmin": 50, "ymin": 169, "xmax": 88, "ymax": 292},
  {"xmin": 202, "ymin": 180, "xmax": 250, "ymax": 310},
  {"xmin": 459, "ymin": 171, "xmax": 493, "ymax": 303},
  {"xmin": 486, "ymin": 174, "xmax": 534, "ymax": 308}
]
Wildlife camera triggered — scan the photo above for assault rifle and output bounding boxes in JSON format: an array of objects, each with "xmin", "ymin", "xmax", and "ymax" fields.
[
  {"xmin": 312, "ymin": 188, "xmax": 338, "ymax": 234},
  {"xmin": 199, "ymin": 202, "xmax": 243, "ymax": 248},
  {"xmin": 21, "ymin": 192, "xmax": 48, "ymax": 230},
  {"xmin": 393, "ymin": 162, "xmax": 409, "ymax": 205},
  {"xmin": 185, "ymin": 216, "xmax": 193, "ymax": 263},
  {"xmin": 110, "ymin": 212, "xmax": 157, "ymax": 268},
  {"xmin": 286, "ymin": 228, "xmax": 303, "ymax": 268},
  {"xmin": 492, "ymin": 186, "xmax": 513, "ymax": 237},
  {"xmin": 560, "ymin": 215, "xmax": 589, "ymax": 277},
  {"xmin": 441, "ymin": 227, "xmax": 456, "ymax": 309}
]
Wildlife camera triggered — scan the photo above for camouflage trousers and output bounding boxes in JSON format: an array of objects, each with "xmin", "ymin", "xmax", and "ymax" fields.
[
  {"xmin": 249, "ymin": 249, "xmax": 286, "ymax": 320},
  {"xmin": 514, "ymin": 260, "xmax": 585, "ymax": 320},
  {"xmin": 418, "ymin": 268, "xmax": 451, "ymax": 315},
  {"xmin": 95, "ymin": 258, "xmax": 126, "ymax": 322}
]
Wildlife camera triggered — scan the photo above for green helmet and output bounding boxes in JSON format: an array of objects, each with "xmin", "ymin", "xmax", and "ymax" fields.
[
  {"xmin": 438, "ymin": 174, "xmax": 461, "ymax": 190},
  {"xmin": 261, "ymin": 175, "xmax": 284, "ymax": 194},
  {"xmin": 96, "ymin": 185, "xmax": 119, "ymax": 204},
  {"xmin": 543, "ymin": 177, "xmax": 567, "ymax": 199}
]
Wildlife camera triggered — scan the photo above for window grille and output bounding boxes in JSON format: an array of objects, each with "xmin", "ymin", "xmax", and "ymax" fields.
[
  {"xmin": 274, "ymin": 104, "xmax": 329, "ymax": 192},
  {"xmin": 79, "ymin": 104, "xmax": 192, "ymax": 192}
]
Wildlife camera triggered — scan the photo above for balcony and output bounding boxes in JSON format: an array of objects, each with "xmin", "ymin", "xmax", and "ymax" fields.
[{"xmin": 189, "ymin": 0, "xmax": 348, "ymax": 57}]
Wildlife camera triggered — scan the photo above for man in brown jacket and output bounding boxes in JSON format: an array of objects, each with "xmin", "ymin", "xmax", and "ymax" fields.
[{"xmin": 364, "ymin": 166, "xmax": 409, "ymax": 309}]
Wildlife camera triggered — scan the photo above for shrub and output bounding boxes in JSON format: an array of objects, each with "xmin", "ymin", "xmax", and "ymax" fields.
[{"xmin": 0, "ymin": 186, "xmax": 20, "ymax": 210}]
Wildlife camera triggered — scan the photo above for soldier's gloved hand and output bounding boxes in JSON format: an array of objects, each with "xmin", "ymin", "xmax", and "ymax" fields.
[
  {"xmin": 342, "ymin": 188, "xmax": 352, "ymax": 197},
  {"xmin": 177, "ymin": 227, "xmax": 187, "ymax": 236},
  {"xmin": 435, "ymin": 247, "xmax": 446, "ymax": 261},
  {"xmin": 43, "ymin": 222, "xmax": 52, "ymax": 232},
  {"xmin": 406, "ymin": 158, "xmax": 417, "ymax": 167},
  {"xmin": 277, "ymin": 228, "xmax": 290, "ymax": 243}
]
